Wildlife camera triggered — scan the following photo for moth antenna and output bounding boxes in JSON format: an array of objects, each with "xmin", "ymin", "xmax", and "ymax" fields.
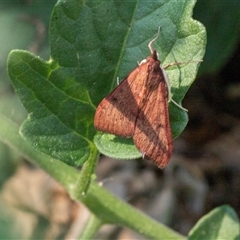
[
  {"xmin": 169, "ymin": 98, "xmax": 188, "ymax": 112},
  {"xmin": 163, "ymin": 60, "xmax": 203, "ymax": 112},
  {"xmin": 161, "ymin": 66, "xmax": 188, "ymax": 112},
  {"xmin": 164, "ymin": 60, "xmax": 203, "ymax": 69},
  {"xmin": 148, "ymin": 26, "xmax": 161, "ymax": 54}
]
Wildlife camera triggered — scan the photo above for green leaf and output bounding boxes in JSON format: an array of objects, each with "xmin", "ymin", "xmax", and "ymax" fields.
[
  {"xmin": 7, "ymin": 0, "xmax": 206, "ymax": 166},
  {"xmin": 188, "ymin": 205, "xmax": 240, "ymax": 240},
  {"xmin": 94, "ymin": 133, "xmax": 141, "ymax": 160}
]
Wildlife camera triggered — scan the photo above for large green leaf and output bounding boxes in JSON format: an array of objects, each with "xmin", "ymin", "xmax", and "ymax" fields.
[{"xmin": 8, "ymin": 0, "xmax": 206, "ymax": 166}]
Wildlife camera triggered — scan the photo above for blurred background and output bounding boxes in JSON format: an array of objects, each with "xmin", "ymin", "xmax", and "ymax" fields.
[{"xmin": 0, "ymin": 1, "xmax": 240, "ymax": 239}]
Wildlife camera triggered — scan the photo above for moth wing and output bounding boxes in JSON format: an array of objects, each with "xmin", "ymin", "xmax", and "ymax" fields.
[
  {"xmin": 133, "ymin": 79, "xmax": 172, "ymax": 168},
  {"xmin": 94, "ymin": 62, "xmax": 150, "ymax": 137}
]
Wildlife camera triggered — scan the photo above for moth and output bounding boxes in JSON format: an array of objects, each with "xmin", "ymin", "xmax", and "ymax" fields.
[{"xmin": 94, "ymin": 29, "xmax": 187, "ymax": 168}]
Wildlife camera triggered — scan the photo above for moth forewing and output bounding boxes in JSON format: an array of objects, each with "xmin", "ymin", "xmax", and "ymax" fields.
[{"xmin": 94, "ymin": 28, "xmax": 189, "ymax": 168}]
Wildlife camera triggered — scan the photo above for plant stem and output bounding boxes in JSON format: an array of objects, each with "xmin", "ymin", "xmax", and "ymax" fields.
[
  {"xmin": 0, "ymin": 114, "xmax": 186, "ymax": 240},
  {"xmin": 74, "ymin": 145, "xmax": 99, "ymax": 199},
  {"xmin": 78, "ymin": 214, "xmax": 103, "ymax": 239}
]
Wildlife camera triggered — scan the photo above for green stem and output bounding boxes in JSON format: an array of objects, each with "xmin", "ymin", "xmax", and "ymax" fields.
[
  {"xmin": 0, "ymin": 114, "xmax": 78, "ymax": 194},
  {"xmin": 0, "ymin": 114, "xmax": 186, "ymax": 240},
  {"xmin": 74, "ymin": 145, "xmax": 99, "ymax": 199},
  {"xmin": 83, "ymin": 182, "xmax": 185, "ymax": 239},
  {"xmin": 78, "ymin": 214, "xmax": 103, "ymax": 239}
]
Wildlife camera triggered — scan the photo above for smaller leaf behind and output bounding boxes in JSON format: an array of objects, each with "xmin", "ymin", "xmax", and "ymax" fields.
[{"xmin": 188, "ymin": 205, "xmax": 240, "ymax": 240}]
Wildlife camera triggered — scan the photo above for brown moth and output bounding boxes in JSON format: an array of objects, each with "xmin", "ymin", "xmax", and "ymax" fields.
[{"xmin": 94, "ymin": 30, "xmax": 185, "ymax": 168}]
